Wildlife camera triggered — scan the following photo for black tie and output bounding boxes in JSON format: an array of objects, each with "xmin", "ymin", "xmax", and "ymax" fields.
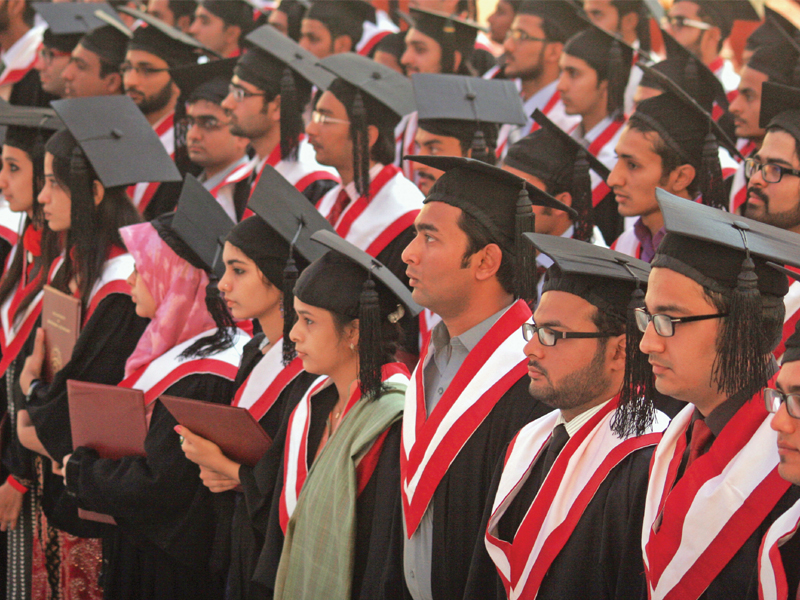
[{"xmin": 540, "ymin": 423, "xmax": 570, "ymax": 480}]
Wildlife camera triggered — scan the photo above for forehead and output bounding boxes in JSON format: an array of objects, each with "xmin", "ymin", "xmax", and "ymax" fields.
[
  {"xmin": 584, "ymin": 0, "xmax": 616, "ymax": 17},
  {"xmin": 535, "ymin": 289, "xmax": 597, "ymax": 326},
  {"xmin": 187, "ymin": 98, "xmax": 225, "ymax": 116},
  {"xmin": 125, "ymin": 49, "xmax": 169, "ymax": 68},
  {"xmin": 777, "ymin": 360, "xmax": 800, "ymax": 391},
  {"xmin": 669, "ymin": 1, "xmax": 700, "ymax": 17},
  {"xmin": 758, "ymin": 130, "xmax": 800, "ymax": 165},
  {"xmin": 315, "ymin": 90, "xmax": 347, "ymax": 115},
  {"xmin": 560, "ymin": 53, "xmax": 594, "ymax": 74},
  {"xmin": 416, "ymin": 199, "xmax": 465, "ymax": 231},
  {"xmin": 302, "ymin": 18, "xmax": 332, "ymax": 37},
  {"xmin": 502, "ymin": 164, "xmax": 546, "ymax": 191},
  {"xmin": 738, "ymin": 65, "xmax": 768, "ymax": 91},
  {"xmin": 415, "ymin": 127, "xmax": 460, "ymax": 147},
  {"xmin": 615, "ymin": 125, "xmax": 661, "ymax": 161},
  {"xmin": 223, "ymin": 240, "xmax": 254, "ymax": 264},
  {"xmin": 406, "ymin": 27, "xmax": 439, "ymax": 48},
  {"xmin": 513, "ymin": 13, "xmax": 545, "ymax": 34},
  {"xmin": 74, "ymin": 42, "xmax": 101, "ymax": 65},
  {"xmin": 644, "ymin": 266, "xmax": 714, "ymax": 312},
  {"xmin": 195, "ymin": 4, "xmax": 223, "ymax": 22}
]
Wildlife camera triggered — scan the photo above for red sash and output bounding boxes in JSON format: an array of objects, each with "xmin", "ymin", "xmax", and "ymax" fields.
[
  {"xmin": 643, "ymin": 383, "xmax": 791, "ymax": 600},
  {"xmin": 758, "ymin": 497, "xmax": 800, "ymax": 600},
  {"xmin": 82, "ymin": 249, "xmax": 132, "ymax": 326},
  {"xmin": 775, "ymin": 274, "xmax": 800, "ymax": 360},
  {"xmin": 587, "ymin": 118, "xmax": 625, "ymax": 157},
  {"xmin": 127, "ymin": 113, "xmax": 174, "ymax": 213},
  {"xmin": 400, "ymin": 299, "xmax": 532, "ymax": 537}
]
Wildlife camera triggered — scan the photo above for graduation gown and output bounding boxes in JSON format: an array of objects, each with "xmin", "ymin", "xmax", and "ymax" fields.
[
  {"xmin": 251, "ymin": 375, "xmax": 406, "ymax": 599},
  {"xmin": 750, "ymin": 491, "xmax": 800, "ymax": 600}
]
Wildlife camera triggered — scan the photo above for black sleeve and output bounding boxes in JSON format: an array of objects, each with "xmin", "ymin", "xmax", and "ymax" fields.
[
  {"xmin": 27, "ymin": 294, "xmax": 148, "ymax": 462},
  {"xmin": 300, "ymin": 178, "xmax": 339, "ymax": 206},
  {"xmin": 141, "ymin": 180, "xmax": 182, "ymax": 221}
]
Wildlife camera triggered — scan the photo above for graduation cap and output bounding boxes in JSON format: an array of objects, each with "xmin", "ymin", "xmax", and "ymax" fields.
[
  {"xmin": 563, "ymin": 19, "xmax": 635, "ymax": 117},
  {"xmin": 306, "ymin": 0, "xmax": 376, "ymax": 48},
  {"xmin": 650, "ymin": 187, "xmax": 800, "ymax": 395},
  {"xmin": 239, "ymin": 24, "xmax": 335, "ymax": 160},
  {"xmin": 674, "ymin": 0, "xmax": 761, "ymax": 40},
  {"xmin": 759, "ymin": 81, "xmax": 800, "ymax": 144},
  {"xmin": 516, "ymin": 0, "xmax": 588, "ymax": 43},
  {"xmin": 400, "ymin": 7, "xmax": 483, "ymax": 71},
  {"xmin": 198, "ymin": 0, "xmax": 255, "ymax": 31},
  {"xmin": 505, "ymin": 108, "xmax": 610, "ymax": 241},
  {"xmin": 0, "ymin": 102, "xmax": 63, "ymax": 163},
  {"xmin": 413, "ymin": 73, "xmax": 526, "ymax": 164},
  {"xmin": 405, "ymin": 154, "xmax": 577, "ymax": 300},
  {"xmin": 525, "ymin": 232, "xmax": 654, "ymax": 436},
  {"xmin": 119, "ymin": 6, "xmax": 219, "ymax": 66},
  {"xmin": 78, "ymin": 12, "xmax": 132, "ymax": 69},
  {"xmin": 34, "ymin": 2, "xmax": 119, "ymax": 53},
  {"xmin": 298, "ymin": 229, "xmax": 420, "ymax": 400},
  {"xmin": 746, "ymin": 6, "xmax": 799, "ymax": 51},
  {"xmin": 171, "ymin": 58, "xmax": 237, "ymax": 105},
  {"xmin": 320, "ymin": 53, "xmax": 415, "ymax": 198},
  {"xmin": 245, "ymin": 164, "xmax": 336, "ymax": 363},
  {"xmin": 633, "ymin": 63, "xmax": 740, "ymax": 210},
  {"xmin": 748, "ymin": 10, "xmax": 800, "ymax": 88}
]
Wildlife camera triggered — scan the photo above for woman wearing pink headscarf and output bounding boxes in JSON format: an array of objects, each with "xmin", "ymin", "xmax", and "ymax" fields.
[{"xmin": 58, "ymin": 215, "xmax": 249, "ymax": 600}]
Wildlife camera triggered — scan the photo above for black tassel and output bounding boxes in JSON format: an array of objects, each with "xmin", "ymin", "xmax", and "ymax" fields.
[
  {"xmin": 470, "ymin": 129, "xmax": 490, "ymax": 164},
  {"xmin": 515, "ymin": 186, "xmax": 537, "ymax": 302},
  {"xmin": 613, "ymin": 286, "xmax": 656, "ymax": 438},
  {"xmin": 684, "ymin": 58, "xmax": 700, "ymax": 105},
  {"xmin": 713, "ymin": 251, "xmax": 770, "ymax": 396},
  {"xmin": 352, "ymin": 91, "xmax": 370, "ymax": 199},
  {"xmin": 607, "ymin": 41, "xmax": 625, "ymax": 117},
  {"xmin": 699, "ymin": 131, "xmax": 727, "ymax": 210},
  {"xmin": 280, "ymin": 67, "xmax": 301, "ymax": 161},
  {"xmin": 358, "ymin": 277, "xmax": 384, "ymax": 401},
  {"xmin": 571, "ymin": 148, "xmax": 593, "ymax": 242},
  {"xmin": 281, "ymin": 254, "xmax": 299, "ymax": 366},
  {"xmin": 440, "ymin": 19, "xmax": 456, "ymax": 73}
]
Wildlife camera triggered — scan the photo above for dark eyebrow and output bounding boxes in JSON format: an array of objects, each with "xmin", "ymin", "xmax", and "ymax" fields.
[
  {"xmin": 415, "ymin": 222, "xmax": 438, "ymax": 233},
  {"xmin": 777, "ymin": 381, "xmax": 800, "ymax": 394},
  {"xmin": 225, "ymin": 258, "xmax": 246, "ymax": 265},
  {"xmin": 648, "ymin": 303, "xmax": 690, "ymax": 315}
]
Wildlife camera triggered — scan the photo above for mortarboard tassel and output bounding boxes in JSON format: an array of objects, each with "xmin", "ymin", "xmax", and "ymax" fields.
[
  {"xmin": 515, "ymin": 185, "xmax": 537, "ymax": 302},
  {"xmin": 352, "ymin": 90, "xmax": 370, "ymax": 199},
  {"xmin": 699, "ymin": 130, "xmax": 727, "ymax": 210},
  {"xmin": 281, "ymin": 251, "xmax": 299, "ymax": 366},
  {"xmin": 571, "ymin": 148, "xmax": 593, "ymax": 242},
  {"xmin": 614, "ymin": 285, "xmax": 656, "ymax": 438},
  {"xmin": 713, "ymin": 244, "xmax": 770, "ymax": 396},
  {"xmin": 607, "ymin": 41, "xmax": 625, "ymax": 118},
  {"xmin": 280, "ymin": 67, "xmax": 302, "ymax": 161},
  {"xmin": 684, "ymin": 58, "xmax": 700, "ymax": 106},
  {"xmin": 358, "ymin": 276, "xmax": 385, "ymax": 402},
  {"xmin": 440, "ymin": 19, "xmax": 457, "ymax": 74},
  {"xmin": 470, "ymin": 129, "xmax": 490, "ymax": 164}
]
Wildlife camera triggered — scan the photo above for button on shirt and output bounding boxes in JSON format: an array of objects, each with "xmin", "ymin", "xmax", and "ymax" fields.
[{"xmin": 404, "ymin": 305, "xmax": 509, "ymax": 600}]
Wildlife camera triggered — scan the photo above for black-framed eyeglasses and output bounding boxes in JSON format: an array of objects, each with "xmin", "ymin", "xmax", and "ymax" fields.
[
  {"xmin": 521, "ymin": 322, "xmax": 615, "ymax": 347},
  {"xmin": 634, "ymin": 307, "xmax": 728, "ymax": 337},
  {"xmin": 744, "ymin": 158, "xmax": 800, "ymax": 184},
  {"xmin": 765, "ymin": 388, "xmax": 800, "ymax": 419},
  {"xmin": 661, "ymin": 15, "xmax": 712, "ymax": 31},
  {"xmin": 179, "ymin": 115, "xmax": 228, "ymax": 132},
  {"xmin": 228, "ymin": 82, "xmax": 267, "ymax": 102},
  {"xmin": 119, "ymin": 63, "xmax": 169, "ymax": 77},
  {"xmin": 506, "ymin": 29, "xmax": 548, "ymax": 43}
]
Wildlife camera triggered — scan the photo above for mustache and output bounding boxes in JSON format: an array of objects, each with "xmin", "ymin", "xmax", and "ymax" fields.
[
  {"xmin": 747, "ymin": 186, "xmax": 769, "ymax": 206},
  {"xmin": 528, "ymin": 360, "xmax": 548, "ymax": 378}
]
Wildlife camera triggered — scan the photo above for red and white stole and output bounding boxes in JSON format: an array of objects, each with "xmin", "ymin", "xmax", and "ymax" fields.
[
  {"xmin": 316, "ymin": 164, "xmax": 422, "ymax": 258},
  {"xmin": 248, "ymin": 136, "xmax": 339, "ymax": 199},
  {"xmin": 119, "ymin": 327, "xmax": 249, "ymax": 407},
  {"xmin": 279, "ymin": 363, "xmax": 410, "ymax": 532},
  {"xmin": 83, "ymin": 251, "xmax": 134, "ymax": 325},
  {"xmin": 398, "ymin": 112, "xmax": 418, "ymax": 180},
  {"xmin": 610, "ymin": 228, "xmax": 643, "ymax": 261},
  {"xmin": 128, "ymin": 112, "xmax": 175, "ymax": 214},
  {"xmin": 485, "ymin": 399, "xmax": 667, "ymax": 599},
  {"xmin": 774, "ymin": 272, "xmax": 800, "ymax": 361},
  {"xmin": 758, "ymin": 496, "xmax": 800, "ymax": 600},
  {"xmin": 400, "ymin": 299, "xmax": 532, "ymax": 537},
  {"xmin": 0, "ymin": 25, "xmax": 42, "ymax": 90},
  {"xmin": 642, "ymin": 386, "xmax": 791, "ymax": 600},
  {"xmin": 231, "ymin": 338, "xmax": 304, "ymax": 422}
]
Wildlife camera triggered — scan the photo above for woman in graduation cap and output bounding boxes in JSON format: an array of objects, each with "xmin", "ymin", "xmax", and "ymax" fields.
[{"xmin": 0, "ymin": 110, "xmax": 61, "ymax": 600}]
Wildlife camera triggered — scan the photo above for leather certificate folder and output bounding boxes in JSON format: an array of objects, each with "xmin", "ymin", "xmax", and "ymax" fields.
[
  {"xmin": 67, "ymin": 380, "xmax": 148, "ymax": 524},
  {"xmin": 160, "ymin": 395, "xmax": 272, "ymax": 467},
  {"xmin": 42, "ymin": 285, "xmax": 81, "ymax": 382}
]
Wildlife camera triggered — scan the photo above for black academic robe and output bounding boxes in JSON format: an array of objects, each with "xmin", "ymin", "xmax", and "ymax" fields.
[
  {"xmin": 214, "ymin": 334, "xmax": 318, "ymax": 600},
  {"xmin": 141, "ymin": 180, "xmax": 183, "ymax": 221},
  {"xmin": 26, "ymin": 293, "xmax": 148, "ymax": 538},
  {"xmin": 400, "ymin": 376, "xmax": 552, "ymax": 600},
  {"xmin": 250, "ymin": 384, "xmax": 407, "ymax": 600},
  {"xmin": 463, "ymin": 442, "xmax": 654, "ymax": 600},
  {"xmin": 65, "ymin": 372, "xmax": 236, "ymax": 600},
  {"xmin": 300, "ymin": 179, "xmax": 339, "ymax": 207}
]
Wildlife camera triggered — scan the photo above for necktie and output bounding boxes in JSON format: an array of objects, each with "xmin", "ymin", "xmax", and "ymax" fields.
[
  {"xmin": 540, "ymin": 423, "xmax": 570, "ymax": 480},
  {"xmin": 326, "ymin": 188, "xmax": 351, "ymax": 226},
  {"xmin": 686, "ymin": 419, "xmax": 714, "ymax": 468}
]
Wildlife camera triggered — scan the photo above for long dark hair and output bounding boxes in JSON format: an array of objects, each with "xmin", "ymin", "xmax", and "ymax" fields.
[
  {"xmin": 45, "ymin": 130, "xmax": 141, "ymax": 307},
  {"xmin": 0, "ymin": 130, "xmax": 61, "ymax": 322}
]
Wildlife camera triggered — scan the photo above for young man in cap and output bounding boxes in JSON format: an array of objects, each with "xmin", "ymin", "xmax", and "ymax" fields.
[
  {"xmin": 171, "ymin": 59, "xmax": 250, "ymax": 222},
  {"xmin": 494, "ymin": 0, "xmax": 585, "ymax": 157},
  {"xmin": 663, "ymin": 0, "xmax": 761, "ymax": 96},
  {"xmin": 299, "ymin": 0, "xmax": 374, "ymax": 59},
  {"xmin": 189, "ymin": 0, "xmax": 252, "ymax": 58},
  {"xmin": 61, "ymin": 17, "xmax": 129, "ymax": 99},
  {"xmin": 636, "ymin": 191, "xmax": 800, "ymax": 600},
  {"xmin": 0, "ymin": 0, "xmax": 43, "ymax": 106},
  {"xmin": 220, "ymin": 25, "xmax": 338, "ymax": 205},
  {"xmin": 146, "ymin": 0, "xmax": 196, "ymax": 33},
  {"xmin": 758, "ymin": 314, "xmax": 800, "ymax": 600},
  {"xmin": 463, "ymin": 235, "xmax": 666, "ymax": 600},
  {"xmin": 399, "ymin": 155, "xmax": 574, "ymax": 600},
  {"xmin": 120, "ymin": 7, "xmax": 215, "ymax": 217}
]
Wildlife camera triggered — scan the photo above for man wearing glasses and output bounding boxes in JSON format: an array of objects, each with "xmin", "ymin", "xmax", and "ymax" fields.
[
  {"xmin": 463, "ymin": 234, "xmax": 667, "ymax": 600},
  {"xmin": 635, "ymin": 190, "xmax": 800, "ymax": 600},
  {"xmin": 663, "ymin": 0, "xmax": 760, "ymax": 97},
  {"xmin": 220, "ymin": 25, "xmax": 338, "ymax": 206}
]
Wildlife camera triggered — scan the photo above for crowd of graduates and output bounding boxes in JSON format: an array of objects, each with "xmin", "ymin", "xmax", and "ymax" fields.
[{"xmin": 0, "ymin": 0, "xmax": 798, "ymax": 599}]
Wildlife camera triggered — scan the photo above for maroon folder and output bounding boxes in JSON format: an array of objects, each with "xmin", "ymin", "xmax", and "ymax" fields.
[
  {"xmin": 67, "ymin": 380, "xmax": 148, "ymax": 524},
  {"xmin": 42, "ymin": 285, "xmax": 81, "ymax": 382},
  {"xmin": 160, "ymin": 395, "xmax": 272, "ymax": 467}
]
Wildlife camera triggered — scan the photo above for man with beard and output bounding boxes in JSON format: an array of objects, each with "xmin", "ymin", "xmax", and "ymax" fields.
[
  {"xmin": 0, "ymin": 0, "xmax": 45, "ymax": 106},
  {"xmin": 220, "ymin": 24, "xmax": 338, "ymax": 205},
  {"xmin": 463, "ymin": 235, "xmax": 667, "ymax": 600},
  {"xmin": 119, "ymin": 6, "xmax": 216, "ymax": 218},
  {"xmin": 493, "ymin": 0, "xmax": 585, "ymax": 159},
  {"xmin": 740, "ymin": 82, "xmax": 800, "ymax": 360}
]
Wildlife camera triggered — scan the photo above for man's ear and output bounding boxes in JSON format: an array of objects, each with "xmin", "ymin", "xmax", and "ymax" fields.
[
  {"xmin": 333, "ymin": 34, "xmax": 354, "ymax": 55},
  {"xmin": 473, "ymin": 242, "xmax": 504, "ymax": 282}
]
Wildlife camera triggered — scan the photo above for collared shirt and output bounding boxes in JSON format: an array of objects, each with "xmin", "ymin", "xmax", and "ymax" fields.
[
  {"xmin": 341, "ymin": 162, "xmax": 384, "ymax": 203},
  {"xmin": 199, "ymin": 154, "xmax": 250, "ymax": 222},
  {"xmin": 633, "ymin": 217, "xmax": 666, "ymax": 264},
  {"xmin": 404, "ymin": 304, "xmax": 513, "ymax": 600},
  {"xmin": 556, "ymin": 399, "xmax": 611, "ymax": 437}
]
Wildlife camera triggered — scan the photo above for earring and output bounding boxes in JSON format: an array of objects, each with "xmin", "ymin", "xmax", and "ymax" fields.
[{"xmin": 349, "ymin": 343, "xmax": 355, "ymax": 351}]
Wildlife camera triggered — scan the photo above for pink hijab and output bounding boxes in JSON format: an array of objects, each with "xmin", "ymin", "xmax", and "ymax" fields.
[{"xmin": 121, "ymin": 222, "xmax": 216, "ymax": 378}]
